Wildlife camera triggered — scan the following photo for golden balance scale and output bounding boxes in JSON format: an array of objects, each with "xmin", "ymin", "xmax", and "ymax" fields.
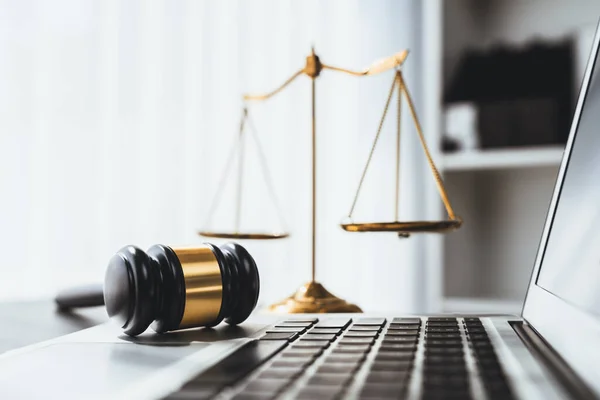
[{"xmin": 199, "ymin": 48, "xmax": 462, "ymax": 313}]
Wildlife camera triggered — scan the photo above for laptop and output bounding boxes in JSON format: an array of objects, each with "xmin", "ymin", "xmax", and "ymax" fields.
[{"xmin": 3, "ymin": 22, "xmax": 600, "ymax": 400}]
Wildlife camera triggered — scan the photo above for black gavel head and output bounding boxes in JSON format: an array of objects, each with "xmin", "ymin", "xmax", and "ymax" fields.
[{"xmin": 104, "ymin": 242, "xmax": 259, "ymax": 336}]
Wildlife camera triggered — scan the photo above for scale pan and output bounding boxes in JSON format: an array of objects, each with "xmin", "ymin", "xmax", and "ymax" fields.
[
  {"xmin": 340, "ymin": 219, "xmax": 462, "ymax": 233},
  {"xmin": 198, "ymin": 231, "xmax": 290, "ymax": 240}
]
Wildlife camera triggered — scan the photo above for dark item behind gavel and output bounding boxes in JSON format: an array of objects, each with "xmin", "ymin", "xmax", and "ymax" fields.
[{"xmin": 55, "ymin": 242, "xmax": 260, "ymax": 336}]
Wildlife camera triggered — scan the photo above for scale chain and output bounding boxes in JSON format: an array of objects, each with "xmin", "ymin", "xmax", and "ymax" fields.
[
  {"xmin": 395, "ymin": 71, "xmax": 402, "ymax": 222},
  {"xmin": 203, "ymin": 109, "xmax": 247, "ymax": 230},
  {"xmin": 246, "ymin": 112, "xmax": 289, "ymax": 232},
  {"xmin": 397, "ymin": 73, "xmax": 457, "ymax": 220},
  {"xmin": 347, "ymin": 73, "xmax": 398, "ymax": 219}
]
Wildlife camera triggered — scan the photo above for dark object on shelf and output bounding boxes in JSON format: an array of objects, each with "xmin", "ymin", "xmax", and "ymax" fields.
[
  {"xmin": 442, "ymin": 137, "xmax": 460, "ymax": 152},
  {"xmin": 478, "ymin": 97, "xmax": 560, "ymax": 148},
  {"xmin": 55, "ymin": 242, "xmax": 260, "ymax": 336},
  {"xmin": 446, "ymin": 40, "xmax": 574, "ymax": 148}
]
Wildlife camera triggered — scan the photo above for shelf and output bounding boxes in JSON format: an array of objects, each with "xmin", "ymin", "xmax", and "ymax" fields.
[
  {"xmin": 441, "ymin": 146, "xmax": 564, "ymax": 172},
  {"xmin": 443, "ymin": 297, "xmax": 523, "ymax": 315}
]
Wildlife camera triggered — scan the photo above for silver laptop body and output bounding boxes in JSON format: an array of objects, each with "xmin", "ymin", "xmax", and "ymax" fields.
[{"xmin": 3, "ymin": 19, "xmax": 600, "ymax": 400}]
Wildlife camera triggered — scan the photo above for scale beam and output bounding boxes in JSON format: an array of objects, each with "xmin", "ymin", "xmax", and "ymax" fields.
[
  {"xmin": 322, "ymin": 50, "xmax": 409, "ymax": 76},
  {"xmin": 202, "ymin": 46, "xmax": 461, "ymax": 314}
]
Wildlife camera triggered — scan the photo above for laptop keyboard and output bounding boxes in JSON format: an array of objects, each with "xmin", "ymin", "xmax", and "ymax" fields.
[{"xmin": 163, "ymin": 317, "xmax": 515, "ymax": 400}]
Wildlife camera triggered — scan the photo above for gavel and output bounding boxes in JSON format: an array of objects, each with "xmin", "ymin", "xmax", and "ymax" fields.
[{"xmin": 55, "ymin": 243, "xmax": 259, "ymax": 336}]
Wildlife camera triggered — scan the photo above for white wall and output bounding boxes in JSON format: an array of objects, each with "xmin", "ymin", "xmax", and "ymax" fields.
[{"xmin": 0, "ymin": 0, "xmax": 431, "ymax": 313}]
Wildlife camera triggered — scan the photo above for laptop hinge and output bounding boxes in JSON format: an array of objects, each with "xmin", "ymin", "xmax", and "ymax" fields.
[{"xmin": 510, "ymin": 321, "xmax": 597, "ymax": 400}]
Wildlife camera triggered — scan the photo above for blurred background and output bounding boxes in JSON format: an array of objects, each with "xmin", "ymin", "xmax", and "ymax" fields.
[{"xmin": 0, "ymin": 0, "xmax": 597, "ymax": 314}]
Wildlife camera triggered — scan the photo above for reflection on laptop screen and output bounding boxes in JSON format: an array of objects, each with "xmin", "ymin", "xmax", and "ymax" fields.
[{"xmin": 536, "ymin": 47, "xmax": 600, "ymax": 317}]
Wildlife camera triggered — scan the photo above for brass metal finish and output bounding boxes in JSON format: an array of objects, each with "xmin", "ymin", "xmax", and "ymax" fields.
[
  {"xmin": 173, "ymin": 246, "xmax": 223, "ymax": 329},
  {"xmin": 198, "ymin": 231, "xmax": 289, "ymax": 240},
  {"xmin": 342, "ymin": 67, "xmax": 460, "ymax": 235},
  {"xmin": 268, "ymin": 281, "xmax": 362, "ymax": 313},
  {"xmin": 342, "ymin": 220, "xmax": 462, "ymax": 233},
  {"xmin": 243, "ymin": 47, "xmax": 412, "ymax": 313},
  {"xmin": 243, "ymin": 49, "xmax": 409, "ymax": 101},
  {"xmin": 311, "ymin": 76, "xmax": 317, "ymax": 282},
  {"xmin": 203, "ymin": 47, "xmax": 461, "ymax": 313},
  {"xmin": 199, "ymin": 108, "xmax": 289, "ymax": 240}
]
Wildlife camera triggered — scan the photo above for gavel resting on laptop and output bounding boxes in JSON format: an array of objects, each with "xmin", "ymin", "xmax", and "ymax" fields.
[{"xmin": 55, "ymin": 243, "xmax": 260, "ymax": 337}]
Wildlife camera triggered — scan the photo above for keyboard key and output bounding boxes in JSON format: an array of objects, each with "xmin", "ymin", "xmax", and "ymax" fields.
[
  {"xmin": 423, "ymin": 374, "xmax": 469, "ymax": 387},
  {"xmin": 325, "ymin": 353, "xmax": 366, "ymax": 364},
  {"xmin": 388, "ymin": 324, "xmax": 420, "ymax": 331},
  {"xmin": 344, "ymin": 331, "xmax": 379, "ymax": 338},
  {"xmin": 336, "ymin": 340, "xmax": 373, "ymax": 348},
  {"xmin": 189, "ymin": 340, "xmax": 286, "ymax": 385},
  {"xmin": 349, "ymin": 325, "xmax": 382, "ymax": 332},
  {"xmin": 483, "ymin": 379, "xmax": 513, "ymax": 394},
  {"xmin": 280, "ymin": 348, "xmax": 323, "ymax": 358},
  {"xmin": 467, "ymin": 329, "xmax": 487, "ymax": 335},
  {"xmin": 427, "ymin": 321, "xmax": 459, "ymax": 327},
  {"xmin": 359, "ymin": 382, "xmax": 407, "ymax": 398},
  {"xmin": 266, "ymin": 328, "xmax": 305, "ymax": 334},
  {"xmin": 384, "ymin": 330, "xmax": 419, "ymax": 336},
  {"xmin": 163, "ymin": 387, "xmax": 218, "ymax": 400},
  {"xmin": 467, "ymin": 333, "xmax": 489, "ymax": 341},
  {"xmin": 379, "ymin": 343, "xmax": 417, "ymax": 352},
  {"xmin": 425, "ymin": 340, "xmax": 463, "ymax": 348},
  {"xmin": 426, "ymin": 327, "xmax": 460, "ymax": 333},
  {"xmin": 333, "ymin": 344, "xmax": 372, "ymax": 354},
  {"xmin": 282, "ymin": 318, "xmax": 318, "ymax": 324},
  {"xmin": 425, "ymin": 347, "xmax": 464, "ymax": 355},
  {"xmin": 270, "ymin": 358, "xmax": 313, "ymax": 368},
  {"xmin": 339, "ymin": 337, "xmax": 375, "ymax": 345},
  {"xmin": 258, "ymin": 368, "xmax": 303, "ymax": 380},
  {"xmin": 260, "ymin": 332, "xmax": 299, "ymax": 341},
  {"xmin": 374, "ymin": 352, "xmax": 415, "ymax": 361},
  {"xmin": 370, "ymin": 360, "xmax": 413, "ymax": 371},
  {"xmin": 477, "ymin": 358, "xmax": 502, "ymax": 368},
  {"xmin": 302, "ymin": 333, "xmax": 337, "ymax": 342},
  {"xmin": 392, "ymin": 317, "xmax": 421, "ymax": 324},
  {"xmin": 421, "ymin": 389, "xmax": 472, "ymax": 400},
  {"xmin": 463, "ymin": 317, "xmax": 480, "ymax": 322},
  {"xmin": 366, "ymin": 370, "xmax": 411, "ymax": 383},
  {"xmin": 230, "ymin": 394, "xmax": 274, "ymax": 400},
  {"xmin": 382, "ymin": 336, "xmax": 418, "ymax": 343},
  {"xmin": 480, "ymin": 369, "xmax": 507, "ymax": 381},
  {"xmin": 471, "ymin": 342, "xmax": 494, "ymax": 350},
  {"xmin": 424, "ymin": 364, "xmax": 468, "ymax": 375},
  {"xmin": 473, "ymin": 348, "xmax": 498, "ymax": 358},
  {"xmin": 314, "ymin": 318, "xmax": 352, "ymax": 329},
  {"xmin": 310, "ymin": 328, "xmax": 342, "ymax": 335},
  {"xmin": 428, "ymin": 317, "xmax": 457, "ymax": 322},
  {"xmin": 272, "ymin": 325, "xmax": 307, "ymax": 333},
  {"xmin": 292, "ymin": 341, "xmax": 330, "ymax": 349},
  {"xmin": 276, "ymin": 321, "xmax": 313, "ymax": 328},
  {"xmin": 426, "ymin": 333, "xmax": 461, "ymax": 339},
  {"xmin": 354, "ymin": 318, "xmax": 386, "ymax": 326},
  {"xmin": 243, "ymin": 379, "xmax": 290, "ymax": 394},
  {"xmin": 317, "ymin": 363, "xmax": 360, "ymax": 374},
  {"xmin": 295, "ymin": 386, "xmax": 342, "ymax": 400},
  {"xmin": 424, "ymin": 355, "xmax": 465, "ymax": 365},
  {"xmin": 307, "ymin": 373, "xmax": 352, "ymax": 386}
]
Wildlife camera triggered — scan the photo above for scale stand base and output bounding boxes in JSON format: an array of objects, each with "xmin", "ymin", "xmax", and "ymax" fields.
[{"xmin": 268, "ymin": 281, "xmax": 362, "ymax": 313}]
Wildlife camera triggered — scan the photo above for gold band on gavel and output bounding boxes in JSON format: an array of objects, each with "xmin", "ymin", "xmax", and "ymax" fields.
[{"xmin": 172, "ymin": 246, "xmax": 223, "ymax": 329}]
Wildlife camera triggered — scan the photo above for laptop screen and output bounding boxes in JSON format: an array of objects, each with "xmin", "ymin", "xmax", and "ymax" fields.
[{"xmin": 535, "ymin": 45, "xmax": 600, "ymax": 318}]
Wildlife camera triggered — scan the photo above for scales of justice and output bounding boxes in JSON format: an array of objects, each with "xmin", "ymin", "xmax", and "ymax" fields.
[{"xmin": 199, "ymin": 47, "xmax": 462, "ymax": 313}]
